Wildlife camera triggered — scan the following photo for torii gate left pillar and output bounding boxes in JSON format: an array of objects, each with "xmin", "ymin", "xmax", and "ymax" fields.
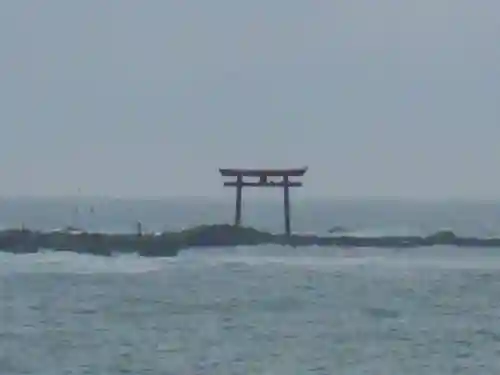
[{"xmin": 219, "ymin": 167, "xmax": 308, "ymax": 236}]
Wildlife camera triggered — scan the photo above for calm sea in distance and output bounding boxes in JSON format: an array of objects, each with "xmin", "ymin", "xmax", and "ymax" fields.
[{"xmin": 1, "ymin": 198, "xmax": 500, "ymax": 374}]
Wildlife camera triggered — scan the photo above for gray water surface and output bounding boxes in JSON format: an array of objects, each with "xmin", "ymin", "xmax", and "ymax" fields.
[{"xmin": 1, "ymin": 245, "xmax": 500, "ymax": 374}]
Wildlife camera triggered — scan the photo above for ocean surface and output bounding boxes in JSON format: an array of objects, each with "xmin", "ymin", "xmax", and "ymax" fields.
[{"xmin": 1, "ymin": 198, "xmax": 500, "ymax": 374}]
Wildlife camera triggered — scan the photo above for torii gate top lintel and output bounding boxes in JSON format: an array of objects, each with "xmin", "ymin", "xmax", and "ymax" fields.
[{"xmin": 219, "ymin": 167, "xmax": 308, "ymax": 178}]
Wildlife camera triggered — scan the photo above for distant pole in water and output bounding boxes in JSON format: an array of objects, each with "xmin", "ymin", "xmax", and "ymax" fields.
[
  {"xmin": 70, "ymin": 187, "xmax": 82, "ymax": 230},
  {"xmin": 136, "ymin": 221, "xmax": 142, "ymax": 237},
  {"xmin": 89, "ymin": 205, "xmax": 95, "ymax": 232}
]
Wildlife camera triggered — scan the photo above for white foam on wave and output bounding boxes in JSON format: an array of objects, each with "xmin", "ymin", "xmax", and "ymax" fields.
[
  {"xmin": 2, "ymin": 245, "xmax": 500, "ymax": 276},
  {"xmin": 335, "ymin": 226, "xmax": 424, "ymax": 237},
  {"xmin": 187, "ymin": 251, "xmax": 390, "ymax": 269},
  {"xmin": 372, "ymin": 256, "xmax": 500, "ymax": 270},
  {"xmin": 0, "ymin": 251, "xmax": 173, "ymax": 275},
  {"xmin": 199, "ymin": 254, "xmax": 500, "ymax": 273},
  {"xmin": 180, "ymin": 246, "xmax": 500, "ymax": 272},
  {"xmin": 295, "ymin": 225, "xmax": 426, "ymax": 238}
]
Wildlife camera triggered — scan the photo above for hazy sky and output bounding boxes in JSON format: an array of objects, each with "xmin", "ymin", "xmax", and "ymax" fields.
[{"xmin": 1, "ymin": 1, "xmax": 499, "ymax": 199}]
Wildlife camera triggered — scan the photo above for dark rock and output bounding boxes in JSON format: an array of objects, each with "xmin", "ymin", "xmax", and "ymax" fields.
[
  {"xmin": 328, "ymin": 226, "xmax": 349, "ymax": 233},
  {"xmin": 1, "ymin": 224, "xmax": 500, "ymax": 256},
  {"xmin": 425, "ymin": 229, "xmax": 457, "ymax": 245}
]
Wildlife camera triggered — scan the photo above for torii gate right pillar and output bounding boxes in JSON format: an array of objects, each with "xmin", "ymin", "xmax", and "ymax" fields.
[
  {"xmin": 283, "ymin": 175, "xmax": 291, "ymax": 235},
  {"xmin": 235, "ymin": 174, "xmax": 243, "ymax": 226}
]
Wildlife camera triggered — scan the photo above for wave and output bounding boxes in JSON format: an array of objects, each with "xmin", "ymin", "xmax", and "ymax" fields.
[
  {"xmin": 336, "ymin": 226, "xmax": 423, "ymax": 237},
  {"xmin": 0, "ymin": 251, "xmax": 170, "ymax": 275},
  {"xmin": 295, "ymin": 225, "xmax": 427, "ymax": 238},
  {"xmin": 202, "ymin": 254, "xmax": 500, "ymax": 271},
  {"xmin": 180, "ymin": 244, "xmax": 500, "ymax": 271}
]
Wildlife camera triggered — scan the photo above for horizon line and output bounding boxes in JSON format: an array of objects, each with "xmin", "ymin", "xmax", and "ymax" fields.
[{"xmin": 1, "ymin": 194, "xmax": 500, "ymax": 203}]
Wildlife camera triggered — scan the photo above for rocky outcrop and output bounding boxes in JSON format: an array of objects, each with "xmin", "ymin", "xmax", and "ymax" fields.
[
  {"xmin": 170, "ymin": 224, "xmax": 275, "ymax": 247},
  {"xmin": 327, "ymin": 226, "xmax": 349, "ymax": 234},
  {"xmin": 1, "ymin": 225, "xmax": 500, "ymax": 257}
]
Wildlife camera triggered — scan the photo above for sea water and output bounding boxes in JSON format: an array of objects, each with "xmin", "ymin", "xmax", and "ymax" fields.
[{"xmin": 1, "ymin": 198, "xmax": 500, "ymax": 374}]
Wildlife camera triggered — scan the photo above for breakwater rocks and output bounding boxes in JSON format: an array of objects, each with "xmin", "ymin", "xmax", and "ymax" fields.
[
  {"xmin": 0, "ymin": 229, "xmax": 181, "ymax": 257},
  {"xmin": 1, "ymin": 225, "xmax": 500, "ymax": 257}
]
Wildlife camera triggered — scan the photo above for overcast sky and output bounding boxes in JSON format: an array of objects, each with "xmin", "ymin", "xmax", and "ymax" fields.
[{"xmin": 0, "ymin": 1, "xmax": 499, "ymax": 199}]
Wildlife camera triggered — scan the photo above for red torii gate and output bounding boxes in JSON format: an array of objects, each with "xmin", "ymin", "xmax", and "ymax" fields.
[{"xmin": 219, "ymin": 167, "xmax": 308, "ymax": 236}]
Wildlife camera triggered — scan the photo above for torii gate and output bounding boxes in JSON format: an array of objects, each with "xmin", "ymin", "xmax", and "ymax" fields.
[{"xmin": 219, "ymin": 167, "xmax": 308, "ymax": 236}]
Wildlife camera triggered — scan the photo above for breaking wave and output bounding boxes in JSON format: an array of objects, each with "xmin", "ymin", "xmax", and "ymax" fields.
[{"xmin": 0, "ymin": 251, "xmax": 170, "ymax": 275}]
